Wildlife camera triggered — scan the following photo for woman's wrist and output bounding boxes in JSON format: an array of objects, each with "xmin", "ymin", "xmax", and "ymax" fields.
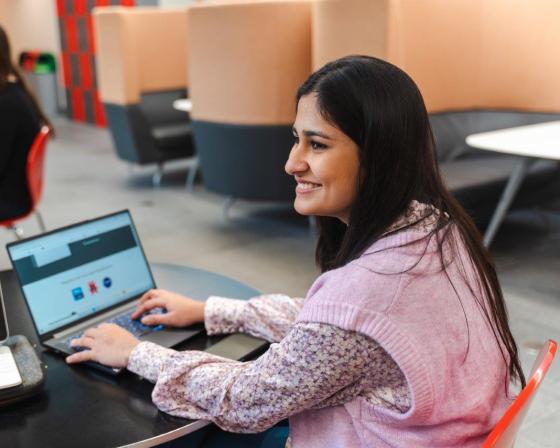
[
  {"xmin": 196, "ymin": 301, "xmax": 206, "ymax": 323},
  {"xmin": 125, "ymin": 340, "xmax": 142, "ymax": 365}
]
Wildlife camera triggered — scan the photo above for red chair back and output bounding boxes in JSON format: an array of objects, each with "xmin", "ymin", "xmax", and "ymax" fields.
[
  {"xmin": 0, "ymin": 126, "xmax": 50, "ymax": 229},
  {"xmin": 482, "ymin": 339, "xmax": 557, "ymax": 447},
  {"xmin": 26, "ymin": 126, "xmax": 50, "ymax": 209}
]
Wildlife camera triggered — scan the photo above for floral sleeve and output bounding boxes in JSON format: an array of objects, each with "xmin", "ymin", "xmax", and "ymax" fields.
[
  {"xmin": 127, "ymin": 322, "xmax": 410, "ymax": 433},
  {"xmin": 204, "ymin": 294, "xmax": 305, "ymax": 343}
]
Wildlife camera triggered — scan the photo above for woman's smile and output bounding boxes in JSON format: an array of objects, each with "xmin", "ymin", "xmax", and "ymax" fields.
[{"xmin": 295, "ymin": 178, "xmax": 322, "ymax": 194}]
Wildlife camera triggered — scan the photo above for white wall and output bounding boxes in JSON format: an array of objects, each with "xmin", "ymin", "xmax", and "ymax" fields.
[
  {"xmin": 0, "ymin": 0, "xmax": 62, "ymax": 110},
  {"xmin": 0, "ymin": 0, "xmax": 60, "ymax": 57}
]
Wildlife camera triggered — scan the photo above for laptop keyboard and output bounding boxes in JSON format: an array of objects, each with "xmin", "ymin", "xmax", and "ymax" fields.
[{"xmin": 63, "ymin": 308, "xmax": 166, "ymax": 351}]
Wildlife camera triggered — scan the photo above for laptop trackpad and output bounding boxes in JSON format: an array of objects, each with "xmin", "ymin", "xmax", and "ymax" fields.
[{"xmin": 141, "ymin": 327, "xmax": 199, "ymax": 348}]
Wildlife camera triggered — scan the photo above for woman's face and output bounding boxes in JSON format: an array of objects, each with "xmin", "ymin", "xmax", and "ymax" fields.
[{"xmin": 285, "ymin": 94, "xmax": 360, "ymax": 225}]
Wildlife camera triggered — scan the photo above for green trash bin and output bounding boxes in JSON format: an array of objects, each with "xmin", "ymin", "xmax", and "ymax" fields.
[
  {"xmin": 19, "ymin": 51, "xmax": 58, "ymax": 117},
  {"xmin": 35, "ymin": 53, "xmax": 56, "ymax": 74}
]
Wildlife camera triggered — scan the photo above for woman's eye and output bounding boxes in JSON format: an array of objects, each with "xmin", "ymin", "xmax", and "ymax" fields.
[
  {"xmin": 292, "ymin": 136, "xmax": 300, "ymax": 145},
  {"xmin": 311, "ymin": 141, "xmax": 327, "ymax": 150}
]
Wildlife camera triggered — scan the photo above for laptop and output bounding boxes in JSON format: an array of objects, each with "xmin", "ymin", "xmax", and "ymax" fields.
[{"xmin": 6, "ymin": 210, "xmax": 202, "ymax": 374}]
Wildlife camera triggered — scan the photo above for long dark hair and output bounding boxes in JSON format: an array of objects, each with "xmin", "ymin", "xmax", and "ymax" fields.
[
  {"xmin": 297, "ymin": 55, "xmax": 525, "ymax": 388},
  {"xmin": 0, "ymin": 25, "xmax": 54, "ymax": 134}
]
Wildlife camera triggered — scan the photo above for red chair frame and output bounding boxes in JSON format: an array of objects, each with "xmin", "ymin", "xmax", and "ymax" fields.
[
  {"xmin": 0, "ymin": 125, "xmax": 50, "ymax": 238},
  {"xmin": 482, "ymin": 339, "xmax": 557, "ymax": 448}
]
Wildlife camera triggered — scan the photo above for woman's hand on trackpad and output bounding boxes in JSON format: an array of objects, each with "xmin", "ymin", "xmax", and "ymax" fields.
[{"xmin": 131, "ymin": 289, "xmax": 206, "ymax": 328}]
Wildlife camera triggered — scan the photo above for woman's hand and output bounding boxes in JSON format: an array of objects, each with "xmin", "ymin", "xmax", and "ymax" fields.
[
  {"xmin": 66, "ymin": 324, "xmax": 140, "ymax": 368},
  {"xmin": 131, "ymin": 289, "xmax": 206, "ymax": 328}
]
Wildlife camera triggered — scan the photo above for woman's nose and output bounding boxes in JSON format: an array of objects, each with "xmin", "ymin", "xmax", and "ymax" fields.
[{"xmin": 285, "ymin": 145, "xmax": 308, "ymax": 175}]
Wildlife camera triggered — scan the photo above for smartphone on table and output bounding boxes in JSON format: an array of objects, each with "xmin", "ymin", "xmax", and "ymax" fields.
[{"xmin": 0, "ymin": 283, "xmax": 23, "ymax": 389}]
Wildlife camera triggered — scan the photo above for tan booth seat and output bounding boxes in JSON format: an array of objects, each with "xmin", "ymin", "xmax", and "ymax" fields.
[
  {"xmin": 186, "ymin": 0, "xmax": 312, "ymax": 201},
  {"xmin": 312, "ymin": 0, "xmax": 560, "ymax": 220},
  {"xmin": 93, "ymin": 6, "xmax": 195, "ymax": 184},
  {"xmin": 312, "ymin": 0, "xmax": 560, "ymax": 113}
]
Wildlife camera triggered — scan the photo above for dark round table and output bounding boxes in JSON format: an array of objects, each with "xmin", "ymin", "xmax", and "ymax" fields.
[{"xmin": 0, "ymin": 262, "xmax": 260, "ymax": 448}]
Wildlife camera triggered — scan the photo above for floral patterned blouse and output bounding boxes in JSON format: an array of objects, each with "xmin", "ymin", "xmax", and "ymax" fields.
[{"xmin": 127, "ymin": 201, "xmax": 441, "ymax": 436}]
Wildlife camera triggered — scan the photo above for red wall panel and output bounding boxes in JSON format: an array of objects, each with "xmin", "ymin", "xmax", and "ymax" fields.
[
  {"xmin": 64, "ymin": 16, "xmax": 78, "ymax": 53},
  {"xmin": 78, "ymin": 53, "xmax": 92, "ymax": 90},
  {"xmin": 71, "ymin": 88, "xmax": 85, "ymax": 122},
  {"xmin": 57, "ymin": 0, "xmax": 136, "ymax": 126}
]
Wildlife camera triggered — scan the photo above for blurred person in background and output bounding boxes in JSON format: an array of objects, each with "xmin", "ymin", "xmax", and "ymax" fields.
[{"xmin": 0, "ymin": 24, "xmax": 53, "ymax": 221}]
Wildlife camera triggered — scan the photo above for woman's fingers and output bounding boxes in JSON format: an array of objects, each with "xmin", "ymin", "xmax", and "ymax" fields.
[
  {"xmin": 138, "ymin": 289, "xmax": 159, "ymax": 304},
  {"xmin": 70, "ymin": 336, "xmax": 95, "ymax": 348},
  {"xmin": 131, "ymin": 297, "xmax": 167, "ymax": 319},
  {"xmin": 83, "ymin": 327, "xmax": 99, "ymax": 338},
  {"xmin": 66, "ymin": 349, "xmax": 96, "ymax": 364},
  {"xmin": 141, "ymin": 312, "xmax": 171, "ymax": 326},
  {"xmin": 140, "ymin": 289, "xmax": 170, "ymax": 303},
  {"xmin": 67, "ymin": 336, "xmax": 96, "ymax": 364}
]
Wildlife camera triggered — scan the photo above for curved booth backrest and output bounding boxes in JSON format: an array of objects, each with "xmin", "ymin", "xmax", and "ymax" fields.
[
  {"xmin": 312, "ymin": 0, "xmax": 389, "ymax": 73},
  {"xmin": 188, "ymin": 0, "xmax": 312, "ymax": 125},
  {"xmin": 93, "ymin": 6, "xmax": 194, "ymax": 165},
  {"xmin": 313, "ymin": 0, "xmax": 560, "ymax": 114},
  {"xmin": 94, "ymin": 6, "xmax": 188, "ymax": 105},
  {"xmin": 187, "ymin": 0, "xmax": 313, "ymax": 201}
]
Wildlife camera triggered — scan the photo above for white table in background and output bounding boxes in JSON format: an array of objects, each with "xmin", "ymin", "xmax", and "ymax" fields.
[
  {"xmin": 172, "ymin": 98, "xmax": 197, "ymax": 190},
  {"xmin": 173, "ymin": 98, "xmax": 193, "ymax": 113},
  {"xmin": 466, "ymin": 120, "xmax": 560, "ymax": 247}
]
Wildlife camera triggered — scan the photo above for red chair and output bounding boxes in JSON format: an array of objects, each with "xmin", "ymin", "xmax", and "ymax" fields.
[
  {"xmin": 482, "ymin": 339, "xmax": 558, "ymax": 447},
  {"xmin": 0, "ymin": 126, "xmax": 51, "ymax": 239}
]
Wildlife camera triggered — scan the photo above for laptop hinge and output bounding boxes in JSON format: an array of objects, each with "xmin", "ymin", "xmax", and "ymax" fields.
[{"xmin": 53, "ymin": 299, "xmax": 140, "ymax": 339}]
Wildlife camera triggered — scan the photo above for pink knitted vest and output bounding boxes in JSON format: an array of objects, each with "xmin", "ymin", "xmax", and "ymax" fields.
[{"xmin": 291, "ymin": 227, "xmax": 513, "ymax": 447}]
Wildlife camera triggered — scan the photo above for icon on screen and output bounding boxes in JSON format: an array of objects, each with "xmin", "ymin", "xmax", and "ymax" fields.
[
  {"xmin": 72, "ymin": 287, "xmax": 84, "ymax": 301},
  {"xmin": 103, "ymin": 277, "xmax": 112, "ymax": 288},
  {"xmin": 88, "ymin": 281, "xmax": 98, "ymax": 295}
]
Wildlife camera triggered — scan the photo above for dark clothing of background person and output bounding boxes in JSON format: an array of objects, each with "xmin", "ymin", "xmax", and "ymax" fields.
[{"xmin": 0, "ymin": 82, "xmax": 41, "ymax": 221}]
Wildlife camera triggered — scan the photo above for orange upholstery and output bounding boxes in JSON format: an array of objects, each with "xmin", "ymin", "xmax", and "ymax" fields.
[
  {"xmin": 93, "ymin": 6, "xmax": 189, "ymax": 105},
  {"xmin": 312, "ymin": 0, "xmax": 390, "ymax": 70},
  {"xmin": 477, "ymin": 0, "xmax": 560, "ymax": 112},
  {"xmin": 384, "ymin": 0, "xmax": 482, "ymax": 112},
  {"xmin": 312, "ymin": 0, "xmax": 560, "ymax": 113},
  {"xmin": 186, "ymin": 0, "xmax": 313, "ymax": 125},
  {"xmin": 482, "ymin": 340, "xmax": 557, "ymax": 447}
]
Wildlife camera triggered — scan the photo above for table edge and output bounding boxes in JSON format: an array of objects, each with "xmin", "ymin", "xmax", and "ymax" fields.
[{"xmin": 120, "ymin": 419, "xmax": 211, "ymax": 448}]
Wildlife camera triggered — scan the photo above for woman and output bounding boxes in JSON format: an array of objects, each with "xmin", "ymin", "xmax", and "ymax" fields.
[
  {"xmin": 0, "ymin": 25, "xmax": 53, "ymax": 221},
  {"xmin": 67, "ymin": 56, "xmax": 524, "ymax": 447}
]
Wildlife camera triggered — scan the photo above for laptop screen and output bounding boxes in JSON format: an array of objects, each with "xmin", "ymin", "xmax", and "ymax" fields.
[{"xmin": 7, "ymin": 211, "xmax": 155, "ymax": 336}]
